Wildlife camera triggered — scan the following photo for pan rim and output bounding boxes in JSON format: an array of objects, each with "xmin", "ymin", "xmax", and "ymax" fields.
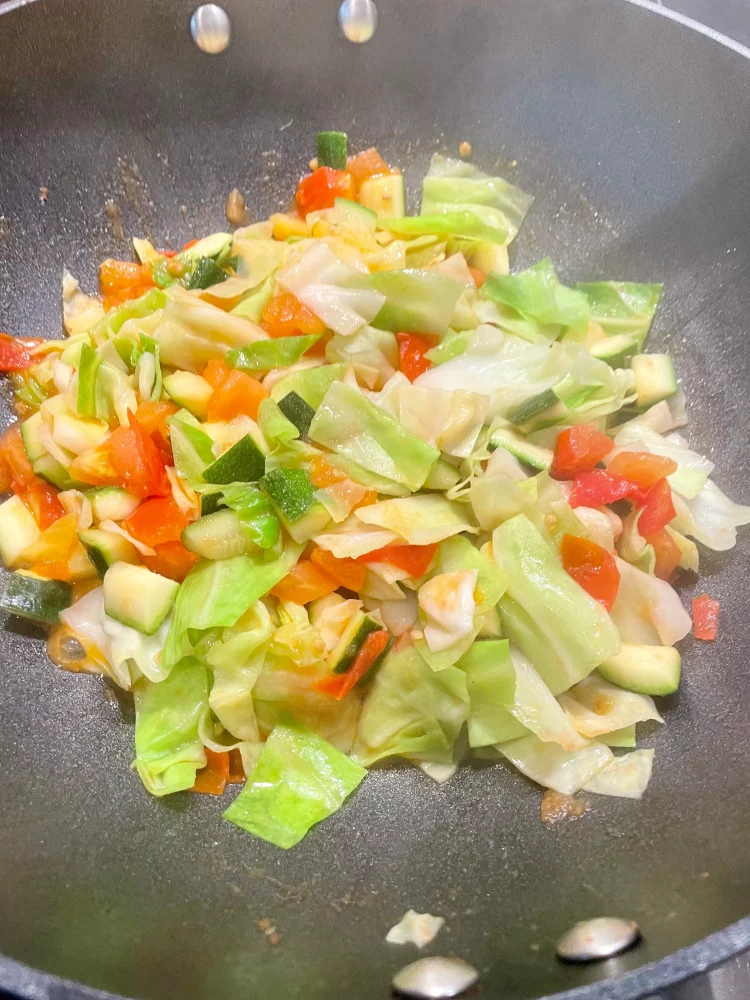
[{"xmin": 0, "ymin": 0, "xmax": 748, "ymax": 997}]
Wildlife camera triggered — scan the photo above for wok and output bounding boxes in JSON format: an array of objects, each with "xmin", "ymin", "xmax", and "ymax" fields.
[{"xmin": 0, "ymin": 0, "xmax": 749, "ymax": 997}]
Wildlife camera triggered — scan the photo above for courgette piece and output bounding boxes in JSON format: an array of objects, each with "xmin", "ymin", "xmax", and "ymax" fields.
[
  {"xmin": 181, "ymin": 508, "xmax": 250, "ymax": 560},
  {"xmin": 20, "ymin": 411, "xmax": 45, "ymax": 462},
  {"xmin": 183, "ymin": 232, "xmax": 232, "ymax": 260},
  {"xmin": 162, "ymin": 371, "xmax": 214, "ymax": 420},
  {"xmin": 203, "ymin": 434, "xmax": 266, "ymax": 485},
  {"xmin": 0, "ymin": 495, "xmax": 41, "ymax": 568},
  {"xmin": 506, "ymin": 388, "xmax": 561, "ymax": 427},
  {"xmin": 188, "ymin": 257, "xmax": 228, "ymax": 291},
  {"xmin": 79, "ymin": 528, "xmax": 140, "ymax": 577},
  {"xmin": 317, "ymin": 130, "xmax": 348, "ymax": 170},
  {"xmin": 52, "ymin": 410, "xmax": 108, "ymax": 456},
  {"xmin": 359, "ymin": 174, "xmax": 405, "ymax": 220},
  {"xmin": 102, "ymin": 562, "xmax": 179, "ymax": 635},
  {"xmin": 590, "ymin": 333, "xmax": 639, "ymax": 369},
  {"xmin": 328, "ymin": 612, "xmax": 383, "ymax": 674},
  {"xmin": 630, "ymin": 354, "xmax": 677, "ymax": 409},
  {"xmin": 0, "ymin": 572, "xmax": 73, "ymax": 623},
  {"xmin": 87, "ymin": 487, "xmax": 141, "ymax": 523},
  {"xmin": 277, "ymin": 391, "xmax": 316, "ymax": 437},
  {"xmin": 598, "ymin": 643, "xmax": 681, "ymax": 696},
  {"xmin": 260, "ymin": 467, "xmax": 331, "ymax": 543},
  {"xmin": 488, "ymin": 427, "xmax": 553, "ymax": 471},
  {"xmin": 200, "ymin": 490, "xmax": 226, "ymax": 517},
  {"xmin": 33, "ymin": 454, "xmax": 83, "ymax": 492}
]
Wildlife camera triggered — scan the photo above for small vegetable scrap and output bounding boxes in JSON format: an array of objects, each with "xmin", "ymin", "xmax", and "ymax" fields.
[
  {"xmin": 386, "ymin": 910, "xmax": 445, "ymax": 947},
  {"xmin": 540, "ymin": 790, "xmax": 589, "ymax": 825},
  {"xmin": 0, "ymin": 129, "xmax": 747, "ymax": 850}
]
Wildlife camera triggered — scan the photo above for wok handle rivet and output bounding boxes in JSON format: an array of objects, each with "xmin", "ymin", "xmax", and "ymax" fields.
[
  {"xmin": 392, "ymin": 956, "xmax": 479, "ymax": 999},
  {"xmin": 338, "ymin": 0, "xmax": 378, "ymax": 43},
  {"xmin": 190, "ymin": 4, "xmax": 231, "ymax": 54},
  {"xmin": 556, "ymin": 917, "xmax": 641, "ymax": 963}
]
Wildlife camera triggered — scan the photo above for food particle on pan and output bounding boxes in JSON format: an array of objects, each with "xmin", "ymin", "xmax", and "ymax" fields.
[
  {"xmin": 386, "ymin": 910, "xmax": 445, "ymax": 947},
  {"xmin": 39, "ymin": 186, "xmax": 49, "ymax": 203},
  {"xmin": 459, "ymin": 140, "xmax": 472, "ymax": 158},
  {"xmin": 0, "ymin": 128, "xmax": 747, "ymax": 852},
  {"xmin": 256, "ymin": 918, "xmax": 281, "ymax": 945}
]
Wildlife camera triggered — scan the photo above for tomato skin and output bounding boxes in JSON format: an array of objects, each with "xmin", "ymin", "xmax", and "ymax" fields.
[
  {"xmin": 296, "ymin": 167, "xmax": 356, "ymax": 216},
  {"xmin": 22, "ymin": 479, "xmax": 65, "ymax": 530},
  {"xmin": 140, "ymin": 541, "xmax": 199, "ymax": 582},
  {"xmin": 270, "ymin": 560, "xmax": 339, "ymax": 604},
  {"xmin": 357, "ymin": 542, "xmax": 438, "ymax": 578},
  {"xmin": 346, "ymin": 148, "xmax": 391, "ymax": 185},
  {"xmin": 207, "ymin": 370, "xmax": 268, "ymax": 422},
  {"xmin": 645, "ymin": 526, "xmax": 682, "ymax": 581},
  {"xmin": 0, "ymin": 333, "xmax": 44, "ymax": 372},
  {"xmin": 637, "ymin": 478, "xmax": 676, "ymax": 535},
  {"xmin": 192, "ymin": 748, "xmax": 230, "ymax": 796},
  {"xmin": 569, "ymin": 468, "xmax": 645, "ymax": 508},
  {"xmin": 551, "ymin": 425, "xmax": 614, "ymax": 480},
  {"xmin": 607, "ymin": 451, "xmax": 678, "ymax": 488},
  {"xmin": 693, "ymin": 593, "xmax": 720, "ymax": 641},
  {"xmin": 261, "ymin": 293, "xmax": 326, "ymax": 338},
  {"xmin": 310, "ymin": 546, "xmax": 367, "ymax": 592},
  {"xmin": 314, "ymin": 629, "xmax": 390, "ymax": 700},
  {"xmin": 560, "ymin": 533, "xmax": 620, "ymax": 612},
  {"xmin": 99, "ymin": 259, "xmax": 154, "ymax": 309},
  {"xmin": 0, "ymin": 423, "xmax": 36, "ymax": 491},
  {"xmin": 124, "ymin": 495, "xmax": 191, "ymax": 548},
  {"xmin": 202, "ymin": 359, "xmax": 231, "ymax": 389},
  {"xmin": 396, "ymin": 332, "xmax": 438, "ymax": 382}
]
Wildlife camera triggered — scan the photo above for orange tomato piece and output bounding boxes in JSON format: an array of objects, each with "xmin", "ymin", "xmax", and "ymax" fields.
[
  {"xmin": 135, "ymin": 400, "xmax": 177, "ymax": 436},
  {"xmin": 560, "ymin": 534, "xmax": 620, "ymax": 612},
  {"xmin": 396, "ymin": 332, "xmax": 439, "ymax": 382},
  {"xmin": 192, "ymin": 749, "xmax": 230, "ymax": 796},
  {"xmin": 202, "ymin": 358, "xmax": 231, "ymax": 389},
  {"xmin": 468, "ymin": 266, "xmax": 487, "ymax": 288},
  {"xmin": 228, "ymin": 748, "xmax": 246, "ymax": 784},
  {"xmin": 310, "ymin": 546, "xmax": 367, "ymax": 592},
  {"xmin": 607, "ymin": 451, "xmax": 678, "ymax": 489},
  {"xmin": 296, "ymin": 167, "xmax": 356, "ymax": 216},
  {"xmin": 107, "ymin": 412, "xmax": 171, "ymax": 498},
  {"xmin": 22, "ymin": 514, "xmax": 80, "ymax": 582},
  {"xmin": 357, "ymin": 542, "xmax": 438, "ymax": 578},
  {"xmin": 0, "ymin": 423, "xmax": 36, "ymax": 490},
  {"xmin": 346, "ymin": 148, "xmax": 392, "ymax": 185},
  {"xmin": 644, "ymin": 527, "xmax": 682, "ymax": 581},
  {"xmin": 261, "ymin": 292, "xmax": 327, "ymax": 339},
  {"xmin": 22, "ymin": 479, "xmax": 65, "ymax": 530},
  {"xmin": 123, "ymin": 495, "xmax": 191, "ymax": 548},
  {"xmin": 308, "ymin": 455, "xmax": 344, "ymax": 488},
  {"xmin": 270, "ymin": 559, "xmax": 339, "ymax": 604},
  {"xmin": 99, "ymin": 259, "xmax": 154, "ymax": 310},
  {"xmin": 207, "ymin": 370, "xmax": 268, "ymax": 422},
  {"xmin": 140, "ymin": 541, "xmax": 199, "ymax": 582},
  {"xmin": 0, "ymin": 332, "xmax": 44, "ymax": 372},
  {"xmin": 693, "ymin": 593, "xmax": 720, "ymax": 641}
]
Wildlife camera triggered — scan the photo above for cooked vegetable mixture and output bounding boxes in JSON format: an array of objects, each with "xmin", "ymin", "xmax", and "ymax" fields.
[{"xmin": 1, "ymin": 133, "xmax": 748, "ymax": 847}]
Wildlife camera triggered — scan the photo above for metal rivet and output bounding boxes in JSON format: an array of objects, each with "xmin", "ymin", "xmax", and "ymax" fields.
[
  {"xmin": 60, "ymin": 635, "xmax": 85, "ymax": 660},
  {"xmin": 190, "ymin": 4, "xmax": 231, "ymax": 54},
  {"xmin": 338, "ymin": 0, "xmax": 378, "ymax": 43},
  {"xmin": 392, "ymin": 957, "xmax": 479, "ymax": 999},
  {"xmin": 556, "ymin": 917, "xmax": 641, "ymax": 963}
]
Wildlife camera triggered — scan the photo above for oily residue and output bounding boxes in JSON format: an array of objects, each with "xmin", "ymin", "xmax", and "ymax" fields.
[
  {"xmin": 104, "ymin": 199, "xmax": 125, "ymax": 241},
  {"xmin": 541, "ymin": 790, "xmax": 589, "ymax": 825}
]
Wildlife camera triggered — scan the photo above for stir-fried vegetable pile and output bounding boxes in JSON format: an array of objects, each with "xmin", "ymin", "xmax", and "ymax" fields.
[{"xmin": 1, "ymin": 132, "xmax": 748, "ymax": 848}]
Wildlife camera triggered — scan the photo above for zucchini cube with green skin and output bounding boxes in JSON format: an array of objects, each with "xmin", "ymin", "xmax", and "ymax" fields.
[
  {"xmin": 590, "ymin": 333, "xmax": 639, "ymax": 369},
  {"xmin": 328, "ymin": 612, "xmax": 383, "ymax": 674},
  {"xmin": 277, "ymin": 391, "xmax": 316, "ymax": 438},
  {"xmin": 488, "ymin": 428, "xmax": 553, "ymax": 471},
  {"xmin": 0, "ymin": 495, "xmax": 41, "ymax": 568},
  {"xmin": 0, "ymin": 572, "xmax": 73, "ymax": 624},
  {"xmin": 260, "ymin": 468, "xmax": 331, "ymax": 543},
  {"xmin": 103, "ymin": 562, "xmax": 179, "ymax": 635},
  {"xmin": 630, "ymin": 354, "xmax": 677, "ymax": 409},
  {"xmin": 87, "ymin": 487, "xmax": 141, "ymax": 523},
  {"xmin": 181, "ymin": 509, "xmax": 250, "ymax": 560},
  {"xmin": 79, "ymin": 528, "xmax": 140, "ymax": 578},
  {"xmin": 598, "ymin": 643, "xmax": 681, "ymax": 696},
  {"xmin": 203, "ymin": 434, "xmax": 266, "ymax": 485},
  {"xmin": 162, "ymin": 371, "xmax": 214, "ymax": 420}
]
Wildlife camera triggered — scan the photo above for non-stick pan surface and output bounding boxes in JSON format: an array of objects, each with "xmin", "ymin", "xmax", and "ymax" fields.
[{"xmin": 0, "ymin": 1, "xmax": 749, "ymax": 998}]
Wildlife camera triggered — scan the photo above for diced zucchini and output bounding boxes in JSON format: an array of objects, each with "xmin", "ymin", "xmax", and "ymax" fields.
[
  {"xmin": 163, "ymin": 371, "xmax": 214, "ymax": 420},
  {"xmin": 0, "ymin": 495, "xmax": 41, "ymax": 568},
  {"xmin": 328, "ymin": 611, "xmax": 383, "ymax": 674},
  {"xmin": 79, "ymin": 528, "xmax": 140, "ymax": 577},
  {"xmin": 506, "ymin": 388, "xmax": 560, "ymax": 427},
  {"xmin": 260, "ymin": 467, "xmax": 331, "ymax": 543},
  {"xmin": 467, "ymin": 242, "xmax": 509, "ymax": 277},
  {"xmin": 52, "ymin": 410, "xmax": 108, "ymax": 456},
  {"xmin": 488, "ymin": 427, "xmax": 553, "ymax": 471},
  {"xmin": 0, "ymin": 571, "xmax": 73, "ymax": 623},
  {"xmin": 33, "ymin": 454, "xmax": 83, "ymax": 491},
  {"xmin": 188, "ymin": 257, "xmax": 228, "ymax": 291},
  {"xmin": 277, "ymin": 391, "xmax": 316, "ymax": 437},
  {"xmin": 102, "ymin": 562, "xmax": 179, "ymax": 635},
  {"xmin": 317, "ymin": 131, "xmax": 348, "ymax": 170},
  {"xmin": 334, "ymin": 197, "xmax": 377, "ymax": 230},
  {"xmin": 422, "ymin": 459, "xmax": 462, "ymax": 490},
  {"xmin": 590, "ymin": 333, "xmax": 639, "ymax": 369},
  {"xmin": 87, "ymin": 487, "xmax": 141, "ymax": 523},
  {"xmin": 200, "ymin": 490, "xmax": 226, "ymax": 517},
  {"xmin": 203, "ymin": 434, "xmax": 266, "ymax": 485},
  {"xmin": 359, "ymin": 174, "xmax": 405, "ymax": 221},
  {"xmin": 184, "ymin": 232, "xmax": 232, "ymax": 259},
  {"xmin": 21, "ymin": 411, "xmax": 46, "ymax": 462},
  {"xmin": 181, "ymin": 508, "xmax": 249, "ymax": 560},
  {"xmin": 598, "ymin": 643, "xmax": 681, "ymax": 696},
  {"xmin": 631, "ymin": 354, "xmax": 677, "ymax": 409}
]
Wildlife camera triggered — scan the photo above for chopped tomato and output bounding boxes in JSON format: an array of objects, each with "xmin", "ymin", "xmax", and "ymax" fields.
[
  {"xmin": 637, "ymin": 478, "xmax": 676, "ymax": 536},
  {"xmin": 207, "ymin": 370, "xmax": 268, "ymax": 422},
  {"xmin": 124, "ymin": 495, "xmax": 191, "ymax": 548},
  {"xmin": 68, "ymin": 441, "xmax": 121, "ymax": 489},
  {"xmin": 296, "ymin": 167, "xmax": 356, "ymax": 216},
  {"xmin": 560, "ymin": 534, "xmax": 620, "ymax": 612},
  {"xmin": 141, "ymin": 540, "xmax": 199, "ymax": 582},
  {"xmin": 645, "ymin": 527, "xmax": 682, "ymax": 581},
  {"xmin": 308, "ymin": 455, "xmax": 344, "ymax": 488},
  {"xmin": 99, "ymin": 259, "xmax": 154, "ymax": 309},
  {"xmin": 396, "ymin": 332, "xmax": 438, "ymax": 382},
  {"xmin": 182, "ymin": 238, "xmax": 199, "ymax": 251},
  {"xmin": 202, "ymin": 358, "xmax": 231, "ymax": 389},
  {"xmin": 693, "ymin": 593, "xmax": 720, "ymax": 641},
  {"xmin": 228, "ymin": 748, "xmax": 246, "ymax": 784},
  {"xmin": 315, "ymin": 629, "xmax": 390, "ymax": 700},
  {"xmin": 357, "ymin": 542, "xmax": 438, "ymax": 578},
  {"xmin": 310, "ymin": 546, "xmax": 367, "ymax": 592},
  {"xmin": 468, "ymin": 266, "xmax": 487, "ymax": 288},
  {"xmin": 192, "ymin": 749, "xmax": 230, "ymax": 796},
  {"xmin": 135, "ymin": 400, "xmax": 178, "ymax": 437},
  {"xmin": 346, "ymin": 148, "xmax": 392, "ymax": 185},
  {"xmin": 569, "ymin": 468, "xmax": 645, "ymax": 508},
  {"xmin": 552, "ymin": 425, "xmax": 615, "ymax": 480},
  {"xmin": 261, "ymin": 293, "xmax": 327, "ymax": 339},
  {"xmin": 22, "ymin": 479, "xmax": 65, "ymax": 530},
  {"xmin": 270, "ymin": 559, "xmax": 339, "ymax": 604},
  {"xmin": 607, "ymin": 451, "xmax": 678, "ymax": 488},
  {"xmin": 0, "ymin": 332, "xmax": 44, "ymax": 372},
  {"xmin": 0, "ymin": 423, "xmax": 36, "ymax": 491},
  {"xmin": 21, "ymin": 514, "xmax": 80, "ymax": 582},
  {"xmin": 107, "ymin": 412, "xmax": 171, "ymax": 498}
]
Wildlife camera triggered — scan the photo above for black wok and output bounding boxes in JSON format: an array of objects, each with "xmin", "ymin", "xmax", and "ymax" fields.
[{"xmin": 0, "ymin": 0, "xmax": 749, "ymax": 997}]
